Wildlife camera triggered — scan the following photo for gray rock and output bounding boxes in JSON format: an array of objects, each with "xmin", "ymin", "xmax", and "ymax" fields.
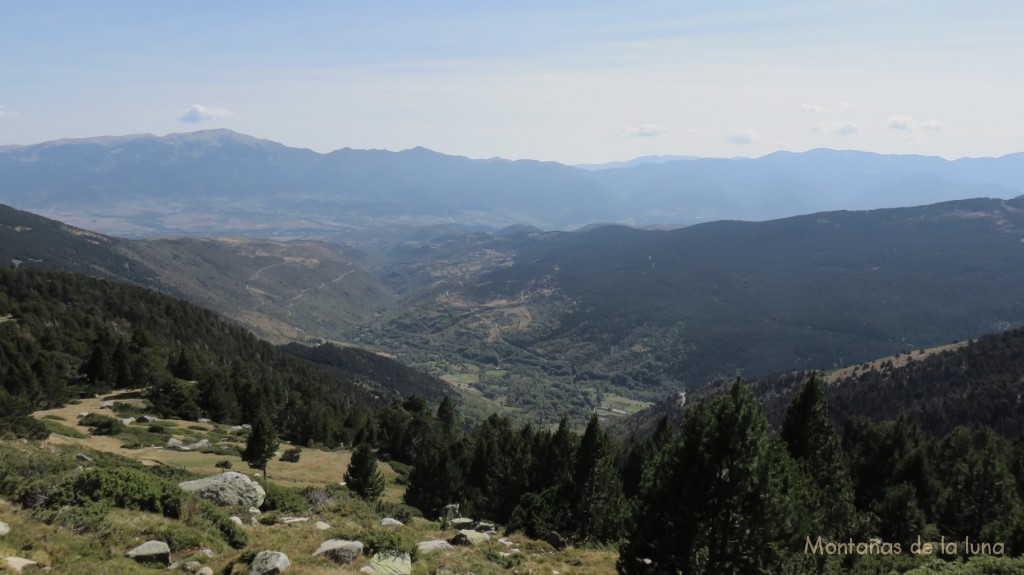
[
  {"xmin": 3, "ymin": 557, "xmax": 38, "ymax": 572},
  {"xmin": 417, "ymin": 539, "xmax": 454, "ymax": 554},
  {"xmin": 450, "ymin": 517, "xmax": 474, "ymax": 530},
  {"xmin": 0, "ymin": 520, "xmax": 9, "ymax": 537},
  {"xmin": 450, "ymin": 529, "xmax": 489, "ymax": 546},
  {"xmin": 198, "ymin": 418, "xmax": 211, "ymax": 423},
  {"xmin": 125, "ymin": 540, "xmax": 171, "ymax": 565},
  {"xmin": 282, "ymin": 516, "xmax": 308, "ymax": 524},
  {"xmin": 195, "ymin": 548, "xmax": 216, "ymax": 558},
  {"xmin": 230, "ymin": 516, "xmax": 244, "ymax": 526},
  {"xmin": 120, "ymin": 417, "xmax": 136, "ymax": 425},
  {"xmin": 74, "ymin": 452, "xmax": 92, "ymax": 462},
  {"xmin": 359, "ymin": 551, "xmax": 411, "ymax": 575},
  {"xmin": 380, "ymin": 517, "xmax": 404, "ymax": 526},
  {"xmin": 315, "ymin": 521, "xmax": 332, "ymax": 530},
  {"xmin": 474, "ymin": 521, "xmax": 495, "ymax": 532},
  {"xmin": 182, "ymin": 560, "xmax": 203, "ymax": 572},
  {"xmin": 166, "ymin": 437, "xmax": 211, "ymax": 452},
  {"xmin": 249, "ymin": 551, "xmax": 290, "ymax": 575},
  {"xmin": 312, "ymin": 539, "xmax": 363, "ymax": 564},
  {"xmin": 546, "ymin": 531, "xmax": 568, "ymax": 550},
  {"xmin": 441, "ymin": 503, "xmax": 460, "ymax": 522},
  {"xmin": 179, "ymin": 472, "xmax": 266, "ymax": 507},
  {"xmin": 137, "ymin": 415, "xmax": 160, "ymax": 423},
  {"xmin": 196, "ymin": 569, "xmax": 214, "ymax": 575}
]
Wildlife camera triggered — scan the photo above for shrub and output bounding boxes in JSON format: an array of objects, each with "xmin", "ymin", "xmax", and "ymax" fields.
[
  {"xmin": 280, "ymin": 447, "xmax": 302, "ymax": 463},
  {"xmin": 47, "ymin": 467, "xmax": 169, "ymax": 513},
  {"xmin": 79, "ymin": 413, "xmax": 125, "ymax": 436},
  {"xmin": 261, "ymin": 482, "xmax": 309, "ymax": 513},
  {"xmin": 375, "ymin": 500, "xmax": 415, "ymax": 524},
  {"xmin": 215, "ymin": 460, "xmax": 232, "ymax": 469},
  {"xmin": 148, "ymin": 424, "xmax": 167, "ymax": 434}
]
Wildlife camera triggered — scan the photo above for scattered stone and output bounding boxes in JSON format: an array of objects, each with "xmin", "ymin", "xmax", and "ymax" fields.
[
  {"xmin": 121, "ymin": 417, "xmax": 136, "ymax": 425},
  {"xmin": 182, "ymin": 560, "xmax": 203, "ymax": 572},
  {"xmin": 166, "ymin": 438, "xmax": 211, "ymax": 452},
  {"xmin": 498, "ymin": 538, "xmax": 515, "ymax": 547},
  {"xmin": 179, "ymin": 471, "xmax": 266, "ymax": 507},
  {"xmin": 76, "ymin": 412, "xmax": 90, "ymax": 418},
  {"xmin": 195, "ymin": 548, "xmax": 216, "ymax": 558},
  {"xmin": 0, "ymin": 520, "xmax": 9, "ymax": 536},
  {"xmin": 99, "ymin": 400, "xmax": 115, "ymax": 408},
  {"xmin": 74, "ymin": 452, "xmax": 93, "ymax": 462},
  {"xmin": 230, "ymin": 516, "xmax": 244, "ymax": 526},
  {"xmin": 249, "ymin": 551, "xmax": 290, "ymax": 575},
  {"xmin": 545, "ymin": 531, "xmax": 568, "ymax": 551},
  {"xmin": 312, "ymin": 539, "xmax": 363, "ymax": 564},
  {"xmin": 450, "ymin": 529, "xmax": 489, "ymax": 546},
  {"xmin": 315, "ymin": 521, "xmax": 332, "ymax": 530},
  {"xmin": 417, "ymin": 539, "xmax": 454, "ymax": 554},
  {"xmin": 241, "ymin": 424, "xmax": 252, "ymax": 430},
  {"xmin": 474, "ymin": 521, "xmax": 495, "ymax": 532},
  {"xmin": 3, "ymin": 557, "xmax": 38, "ymax": 572},
  {"xmin": 441, "ymin": 503, "xmax": 460, "ymax": 522},
  {"xmin": 450, "ymin": 517, "xmax": 474, "ymax": 530},
  {"xmin": 197, "ymin": 418, "xmax": 211, "ymax": 423},
  {"xmin": 197, "ymin": 568, "xmax": 214, "ymax": 575},
  {"xmin": 137, "ymin": 415, "xmax": 161, "ymax": 423},
  {"xmin": 380, "ymin": 517, "xmax": 404, "ymax": 526},
  {"xmin": 249, "ymin": 507, "xmax": 262, "ymax": 515},
  {"xmin": 125, "ymin": 540, "xmax": 171, "ymax": 565},
  {"xmin": 282, "ymin": 516, "xmax": 308, "ymax": 524},
  {"xmin": 359, "ymin": 551, "xmax": 411, "ymax": 575}
]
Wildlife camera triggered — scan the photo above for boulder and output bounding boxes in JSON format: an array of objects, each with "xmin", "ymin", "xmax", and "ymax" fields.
[
  {"xmin": 474, "ymin": 521, "xmax": 495, "ymax": 532},
  {"xmin": 166, "ymin": 438, "xmax": 211, "ymax": 452},
  {"xmin": 546, "ymin": 531, "xmax": 568, "ymax": 550},
  {"xmin": 0, "ymin": 520, "xmax": 9, "ymax": 536},
  {"xmin": 359, "ymin": 551, "xmax": 411, "ymax": 575},
  {"xmin": 230, "ymin": 516, "xmax": 244, "ymax": 526},
  {"xmin": 179, "ymin": 472, "xmax": 266, "ymax": 507},
  {"xmin": 282, "ymin": 516, "xmax": 308, "ymax": 524},
  {"xmin": 197, "ymin": 569, "xmax": 214, "ymax": 575},
  {"xmin": 182, "ymin": 560, "xmax": 203, "ymax": 572},
  {"xmin": 312, "ymin": 539, "xmax": 363, "ymax": 564},
  {"xmin": 441, "ymin": 503, "xmax": 460, "ymax": 522},
  {"xmin": 3, "ymin": 557, "xmax": 38, "ymax": 572},
  {"xmin": 450, "ymin": 529, "xmax": 489, "ymax": 546},
  {"xmin": 380, "ymin": 517, "xmax": 404, "ymax": 526},
  {"xmin": 450, "ymin": 517, "xmax": 474, "ymax": 530},
  {"xmin": 249, "ymin": 551, "xmax": 290, "ymax": 575},
  {"xmin": 417, "ymin": 539, "xmax": 454, "ymax": 554},
  {"xmin": 74, "ymin": 452, "xmax": 93, "ymax": 462},
  {"xmin": 125, "ymin": 540, "xmax": 171, "ymax": 565}
]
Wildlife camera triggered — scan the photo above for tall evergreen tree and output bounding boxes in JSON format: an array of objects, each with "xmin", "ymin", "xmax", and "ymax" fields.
[
  {"xmin": 242, "ymin": 405, "xmax": 279, "ymax": 480},
  {"xmin": 781, "ymin": 374, "xmax": 857, "ymax": 540},
  {"xmin": 618, "ymin": 380, "xmax": 804, "ymax": 575},
  {"xmin": 345, "ymin": 443, "xmax": 385, "ymax": 501}
]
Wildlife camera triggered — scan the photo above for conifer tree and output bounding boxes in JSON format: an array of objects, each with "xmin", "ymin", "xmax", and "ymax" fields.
[
  {"xmin": 618, "ymin": 380, "xmax": 804, "ymax": 575},
  {"xmin": 243, "ymin": 405, "xmax": 279, "ymax": 480},
  {"xmin": 781, "ymin": 373, "xmax": 857, "ymax": 539},
  {"xmin": 345, "ymin": 442, "xmax": 385, "ymax": 500}
]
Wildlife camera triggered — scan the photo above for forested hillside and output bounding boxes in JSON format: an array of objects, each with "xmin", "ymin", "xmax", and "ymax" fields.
[{"xmin": 0, "ymin": 267, "xmax": 441, "ymax": 445}]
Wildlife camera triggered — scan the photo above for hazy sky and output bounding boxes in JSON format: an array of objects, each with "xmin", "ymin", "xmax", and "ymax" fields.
[{"xmin": 2, "ymin": 1, "xmax": 1023, "ymax": 164}]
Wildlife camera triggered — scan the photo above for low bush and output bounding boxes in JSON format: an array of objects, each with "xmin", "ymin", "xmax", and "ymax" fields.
[
  {"xmin": 78, "ymin": 413, "xmax": 125, "ymax": 436},
  {"xmin": 261, "ymin": 482, "xmax": 308, "ymax": 513},
  {"xmin": 215, "ymin": 460, "xmax": 232, "ymax": 469},
  {"xmin": 280, "ymin": 447, "xmax": 302, "ymax": 462}
]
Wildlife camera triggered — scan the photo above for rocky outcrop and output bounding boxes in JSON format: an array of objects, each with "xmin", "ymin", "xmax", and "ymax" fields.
[
  {"xmin": 312, "ymin": 539, "xmax": 363, "ymax": 564},
  {"xmin": 450, "ymin": 517, "xmax": 474, "ymax": 530},
  {"xmin": 179, "ymin": 472, "xmax": 266, "ymax": 508},
  {"xmin": 546, "ymin": 531, "xmax": 568, "ymax": 550},
  {"xmin": 2, "ymin": 557, "xmax": 38, "ymax": 572},
  {"xmin": 380, "ymin": 517, "xmax": 403, "ymax": 526},
  {"xmin": 125, "ymin": 540, "xmax": 171, "ymax": 565},
  {"xmin": 417, "ymin": 539, "xmax": 454, "ymax": 554},
  {"xmin": 166, "ymin": 437, "xmax": 211, "ymax": 452},
  {"xmin": 249, "ymin": 551, "xmax": 290, "ymax": 575},
  {"xmin": 450, "ymin": 529, "xmax": 489, "ymax": 546},
  {"xmin": 359, "ymin": 551, "xmax": 411, "ymax": 575}
]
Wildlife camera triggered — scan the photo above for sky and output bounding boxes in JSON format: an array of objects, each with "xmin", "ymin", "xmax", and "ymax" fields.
[{"xmin": 2, "ymin": 1, "xmax": 1023, "ymax": 164}]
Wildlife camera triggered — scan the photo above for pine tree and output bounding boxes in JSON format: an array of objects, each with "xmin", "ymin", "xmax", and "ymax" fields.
[
  {"xmin": 781, "ymin": 373, "xmax": 857, "ymax": 540},
  {"xmin": 242, "ymin": 405, "xmax": 279, "ymax": 480},
  {"xmin": 618, "ymin": 380, "xmax": 804, "ymax": 575},
  {"xmin": 345, "ymin": 443, "xmax": 385, "ymax": 500}
]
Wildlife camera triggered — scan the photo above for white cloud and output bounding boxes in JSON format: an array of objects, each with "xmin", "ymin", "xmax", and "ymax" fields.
[
  {"xmin": 808, "ymin": 121, "xmax": 859, "ymax": 136},
  {"xmin": 885, "ymin": 115, "xmax": 944, "ymax": 132},
  {"xmin": 724, "ymin": 129, "xmax": 758, "ymax": 145},
  {"xmin": 801, "ymin": 101, "xmax": 855, "ymax": 113},
  {"xmin": 179, "ymin": 104, "xmax": 233, "ymax": 123},
  {"xmin": 618, "ymin": 123, "xmax": 670, "ymax": 138},
  {"xmin": 0, "ymin": 107, "xmax": 19, "ymax": 119}
]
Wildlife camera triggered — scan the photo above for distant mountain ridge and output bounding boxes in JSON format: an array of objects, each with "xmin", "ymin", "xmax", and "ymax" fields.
[{"xmin": 2, "ymin": 130, "xmax": 1024, "ymax": 236}]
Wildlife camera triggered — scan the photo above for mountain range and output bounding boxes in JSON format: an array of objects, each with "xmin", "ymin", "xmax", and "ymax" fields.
[{"xmin": 3, "ymin": 129, "xmax": 1024, "ymax": 237}]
